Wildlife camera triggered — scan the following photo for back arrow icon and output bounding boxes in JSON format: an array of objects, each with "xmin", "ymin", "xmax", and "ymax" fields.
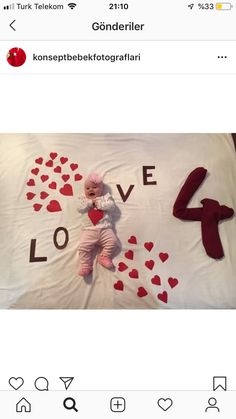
[{"xmin": 10, "ymin": 20, "xmax": 16, "ymax": 31}]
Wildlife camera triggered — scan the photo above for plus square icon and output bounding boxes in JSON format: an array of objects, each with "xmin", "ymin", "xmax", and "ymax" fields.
[{"xmin": 110, "ymin": 397, "xmax": 126, "ymax": 412}]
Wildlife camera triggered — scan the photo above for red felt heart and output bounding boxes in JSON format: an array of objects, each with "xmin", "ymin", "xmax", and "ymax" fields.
[
  {"xmin": 157, "ymin": 291, "xmax": 168, "ymax": 304},
  {"xmin": 118, "ymin": 262, "xmax": 128, "ymax": 272},
  {"xmin": 125, "ymin": 250, "xmax": 134, "ymax": 260},
  {"xmin": 31, "ymin": 168, "xmax": 39, "ymax": 176},
  {"xmin": 60, "ymin": 183, "xmax": 73, "ymax": 196},
  {"xmin": 74, "ymin": 173, "xmax": 83, "ymax": 181},
  {"xmin": 41, "ymin": 175, "xmax": 49, "ymax": 183},
  {"xmin": 60, "ymin": 157, "xmax": 68, "ymax": 164},
  {"xmin": 46, "ymin": 160, "xmax": 53, "ymax": 167},
  {"xmin": 128, "ymin": 235, "xmax": 137, "ymax": 244},
  {"xmin": 26, "ymin": 192, "xmax": 35, "ymax": 200},
  {"xmin": 114, "ymin": 280, "xmax": 124, "ymax": 291},
  {"xmin": 40, "ymin": 191, "xmax": 49, "ymax": 200},
  {"xmin": 129, "ymin": 269, "xmax": 139, "ymax": 279},
  {"xmin": 144, "ymin": 242, "xmax": 154, "ymax": 252},
  {"xmin": 151, "ymin": 275, "xmax": 161, "ymax": 286},
  {"xmin": 50, "ymin": 152, "xmax": 58, "ymax": 160},
  {"xmin": 62, "ymin": 174, "xmax": 70, "ymax": 182},
  {"xmin": 137, "ymin": 287, "xmax": 148, "ymax": 298},
  {"xmin": 49, "ymin": 181, "xmax": 57, "ymax": 189},
  {"xmin": 145, "ymin": 260, "xmax": 155, "ymax": 270},
  {"xmin": 47, "ymin": 200, "xmax": 62, "ymax": 212},
  {"xmin": 54, "ymin": 166, "xmax": 61, "ymax": 173},
  {"xmin": 33, "ymin": 203, "xmax": 42, "ymax": 212},
  {"xmin": 168, "ymin": 277, "xmax": 179, "ymax": 289},
  {"xmin": 27, "ymin": 179, "xmax": 35, "ymax": 186},
  {"xmin": 35, "ymin": 157, "xmax": 43, "ymax": 165},
  {"xmin": 70, "ymin": 163, "xmax": 78, "ymax": 171},
  {"xmin": 159, "ymin": 252, "xmax": 169, "ymax": 263},
  {"xmin": 88, "ymin": 208, "xmax": 104, "ymax": 225}
]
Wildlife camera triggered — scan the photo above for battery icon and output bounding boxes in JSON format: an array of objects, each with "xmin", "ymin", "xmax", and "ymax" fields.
[{"xmin": 216, "ymin": 3, "xmax": 233, "ymax": 9}]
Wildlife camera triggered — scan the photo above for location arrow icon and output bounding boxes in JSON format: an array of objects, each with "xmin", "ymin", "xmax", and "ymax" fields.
[{"xmin": 59, "ymin": 377, "xmax": 74, "ymax": 390}]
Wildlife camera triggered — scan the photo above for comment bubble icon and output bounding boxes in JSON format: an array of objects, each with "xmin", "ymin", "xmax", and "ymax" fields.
[{"xmin": 34, "ymin": 377, "xmax": 49, "ymax": 391}]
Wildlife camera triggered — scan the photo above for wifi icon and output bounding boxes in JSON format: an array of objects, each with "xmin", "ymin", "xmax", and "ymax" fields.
[{"xmin": 68, "ymin": 2, "xmax": 77, "ymax": 9}]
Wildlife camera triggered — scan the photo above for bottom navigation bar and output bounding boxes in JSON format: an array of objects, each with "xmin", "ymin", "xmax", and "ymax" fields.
[{"xmin": 0, "ymin": 390, "xmax": 235, "ymax": 418}]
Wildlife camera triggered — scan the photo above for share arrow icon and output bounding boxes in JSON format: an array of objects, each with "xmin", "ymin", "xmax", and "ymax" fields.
[{"xmin": 59, "ymin": 377, "xmax": 74, "ymax": 390}]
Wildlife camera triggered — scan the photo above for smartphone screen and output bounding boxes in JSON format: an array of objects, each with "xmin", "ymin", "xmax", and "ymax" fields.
[{"xmin": 0, "ymin": 1, "xmax": 235, "ymax": 417}]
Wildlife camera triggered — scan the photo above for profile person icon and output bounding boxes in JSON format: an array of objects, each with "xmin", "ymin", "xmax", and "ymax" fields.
[
  {"xmin": 7, "ymin": 47, "xmax": 26, "ymax": 67},
  {"xmin": 205, "ymin": 397, "xmax": 220, "ymax": 412}
]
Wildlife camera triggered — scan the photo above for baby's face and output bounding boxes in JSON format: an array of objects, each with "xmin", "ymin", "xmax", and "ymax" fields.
[{"xmin": 85, "ymin": 180, "xmax": 103, "ymax": 199}]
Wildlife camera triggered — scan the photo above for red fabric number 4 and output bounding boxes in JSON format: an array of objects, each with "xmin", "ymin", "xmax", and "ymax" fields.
[{"xmin": 173, "ymin": 167, "xmax": 234, "ymax": 259}]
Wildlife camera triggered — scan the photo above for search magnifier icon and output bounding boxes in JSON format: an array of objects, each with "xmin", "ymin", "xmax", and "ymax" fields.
[{"xmin": 63, "ymin": 397, "xmax": 78, "ymax": 412}]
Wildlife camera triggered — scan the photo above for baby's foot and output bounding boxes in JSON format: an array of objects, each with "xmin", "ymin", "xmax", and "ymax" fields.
[
  {"xmin": 98, "ymin": 255, "xmax": 115, "ymax": 270},
  {"xmin": 79, "ymin": 266, "xmax": 93, "ymax": 276}
]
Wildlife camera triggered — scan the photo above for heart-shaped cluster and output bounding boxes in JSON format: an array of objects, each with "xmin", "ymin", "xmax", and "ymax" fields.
[
  {"xmin": 114, "ymin": 235, "xmax": 180, "ymax": 305},
  {"xmin": 26, "ymin": 152, "xmax": 83, "ymax": 213}
]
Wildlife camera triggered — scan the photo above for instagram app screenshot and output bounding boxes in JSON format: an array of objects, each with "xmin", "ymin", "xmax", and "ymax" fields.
[{"xmin": 0, "ymin": 0, "xmax": 236, "ymax": 417}]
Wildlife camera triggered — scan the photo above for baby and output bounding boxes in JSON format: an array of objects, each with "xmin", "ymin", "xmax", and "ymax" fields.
[{"xmin": 77, "ymin": 173, "xmax": 118, "ymax": 276}]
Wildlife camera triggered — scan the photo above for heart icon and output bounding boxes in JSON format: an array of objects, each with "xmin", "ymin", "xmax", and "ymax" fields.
[
  {"xmin": 118, "ymin": 262, "xmax": 128, "ymax": 272},
  {"xmin": 144, "ymin": 242, "xmax": 154, "ymax": 252},
  {"xmin": 31, "ymin": 168, "xmax": 39, "ymax": 176},
  {"xmin": 74, "ymin": 173, "xmax": 83, "ymax": 181},
  {"xmin": 60, "ymin": 184, "xmax": 73, "ymax": 196},
  {"xmin": 145, "ymin": 260, "xmax": 155, "ymax": 270},
  {"xmin": 70, "ymin": 163, "xmax": 78, "ymax": 171},
  {"xmin": 159, "ymin": 252, "xmax": 169, "ymax": 263},
  {"xmin": 151, "ymin": 275, "xmax": 161, "ymax": 286},
  {"xmin": 157, "ymin": 291, "xmax": 168, "ymax": 304},
  {"xmin": 50, "ymin": 152, "xmax": 58, "ymax": 160},
  {"xmin": 168, "ymin": 277, "xmax": 179, "ymax": 289},
  {"xmin": 54, "ymin": 166, "xmax": 61, "ymax": 173},
  {"xmin": 157, "ymin": 398, "xmax": 173, "ymax": 411},
  {"xmin": 137, "ymin": 286, "xmax": 148, "ymax": 298},
  {"xmin": 27, "ymin": 179, "xmax": 35, "ymax": 186},
  {"xmin": 46, "ymin": 160, "xmax": 53, "ymax": 167},
  {"xmin": 40, "ymin": 191, "xmax": 49, "ymax": 200},
  {"xmin": 9, "ymin": 377, "xmax": 24, "ymax": 390},
  {"xmin": 41, "ymin": 175, "xmax": 49, "ymax": 183},
  {"xmin": 26, "ymin": 192, "xmax": 35, "ymax": 200},
  {"xmin": 62, "ymin": 174, "xmax": 70, "ymax": 182},
  {"xmin": 35, "ymin": 157, "xmax": 43, "ymax": 165},
  {"xmin": 128, "ymin": 235, "xmax": 137, "ymax": 244},
  {"xmin": 114, "ymin": 280, "xmax": 124, "ymax": 291},
  {"xmin": 33, "ymin": 203, "xmax": 42, "ymax": 212},
  {"xmin": 129, "ymin": 269, "xmax": 139, "ymax": 279},
  {"xmin": 88, "ymin": 208, "xmax": 104, "ymax": 225},
  {"xmin": 60, "ymin": 157, "xmax": 68, "ymax": 164},
  {"xmin": 125, "ymin": 250, "xmax": 134, "ymax": 260},
  {"xmin": 49, "ymin": 181, "xmax": 57, "ymax": 189},
  {"xmin": 47, "ymin": 200, "xmax": 62, "ymax": 212}
]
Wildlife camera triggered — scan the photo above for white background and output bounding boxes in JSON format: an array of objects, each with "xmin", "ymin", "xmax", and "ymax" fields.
[
  {"xmin": 0, "ymin": 74, "xmax": 235, "ymax": 393},
  {"xmin": 1, "ymin": 75, "xmax": 236, "ymax": 132},
  {"xmin": 1, "ymin": 310, "xmax": 236, "ymax": 390}
]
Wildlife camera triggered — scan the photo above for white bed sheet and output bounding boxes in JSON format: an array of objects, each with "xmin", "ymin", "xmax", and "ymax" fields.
[{"xmin": 0, "ymin": 133, "xmax": 235, "ymax": 309}]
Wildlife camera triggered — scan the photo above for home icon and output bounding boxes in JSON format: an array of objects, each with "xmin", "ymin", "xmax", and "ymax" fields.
[{"xmin": 16, "ymin": 397, "xmax": 31, "ymax": 413}]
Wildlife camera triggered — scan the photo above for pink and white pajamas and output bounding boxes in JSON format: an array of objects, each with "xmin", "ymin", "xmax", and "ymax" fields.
[
  {"xmin": 77, "ymin": 192, "xmax": 118, "ymax": 270},
  {"xmin": 79, "ymin": 228, "xmax": 117, "ymax": 269}
]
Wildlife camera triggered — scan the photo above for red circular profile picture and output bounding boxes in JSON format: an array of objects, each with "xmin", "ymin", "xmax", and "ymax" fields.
[{"xmin": 7, "ymin": 47, "xmax": 26, "ymax": 67}]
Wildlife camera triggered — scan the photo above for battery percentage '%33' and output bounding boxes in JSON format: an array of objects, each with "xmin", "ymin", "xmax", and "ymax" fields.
[
  {"xmin": 188, "ymin": 2, "xmax": 233, "ymax": 9},
  {"xmin": 188, "ymin": 3, "xmax": 214, "ymax": 9}
]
